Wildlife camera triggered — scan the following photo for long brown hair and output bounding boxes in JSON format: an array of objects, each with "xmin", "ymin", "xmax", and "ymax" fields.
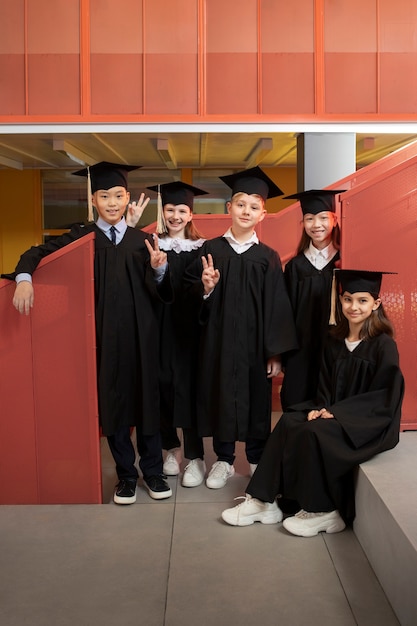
[
  {"xmin": 296, "ymin": 222, "xmax": 340, "ymax": 255},
  {"xmin": 331, "ymin": 296, "xmax": 394, "ymax": 340}
]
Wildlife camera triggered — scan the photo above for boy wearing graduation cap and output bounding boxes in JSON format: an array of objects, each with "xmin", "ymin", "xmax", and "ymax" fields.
[
  {"xmin": 280, "ymin": 189, "xmax": 345, "ymax": 409},
  {"xmin": 6, "ymin": 161, "xmax": 173, "ymax": 504},
  {"xmin": 222, "ymin": 268, "xmax": 404, "ymax": 534},
  {"xmin": 183, "ymin": 167, "xmax": 298, "ymax": 489}
]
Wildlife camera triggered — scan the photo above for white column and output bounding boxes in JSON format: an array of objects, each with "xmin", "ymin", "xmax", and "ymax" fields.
[{"xmin": 297, "ymin": 133, "xmax": 356, "ymax": 190}]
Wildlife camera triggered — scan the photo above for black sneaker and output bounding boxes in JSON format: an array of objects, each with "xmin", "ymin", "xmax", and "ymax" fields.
[
  {"xmin": 114, "ymin": 479, "xmax": 137, "ymax": 505},
  {"xmin": 144, "ymin": 475, "xmax": 172, "ymax": 500}
]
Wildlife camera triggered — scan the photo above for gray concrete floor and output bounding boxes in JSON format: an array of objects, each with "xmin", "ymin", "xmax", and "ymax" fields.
[{"xmin": 0, "ymin": 414, "xmax": 400, "ymax": 626}]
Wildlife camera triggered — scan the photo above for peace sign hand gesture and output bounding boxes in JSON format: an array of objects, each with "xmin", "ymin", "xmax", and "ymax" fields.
[
  {"xmin": 145, "ymin": 234, "xmax": 167, "ymax": 269},
  {"xmin": 201, "ymin": 254, "xmax": 220, "ymax": 295},
  {"xmin": 126, "ymin": 193, "xmax": 151, "ymax": 227}
]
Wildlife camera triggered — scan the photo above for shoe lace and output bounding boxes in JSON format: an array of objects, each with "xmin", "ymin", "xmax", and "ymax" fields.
[
  {"xmin": 295, "ymin": 510, "xmax": 325, "ymax": 519},
  {"xmin": 232, "ymin": 495, "xmax": 251, "ymax": 508},
  {"xmin": 210, "ymin": 461, "xmax": 229, "ymax": 478}
]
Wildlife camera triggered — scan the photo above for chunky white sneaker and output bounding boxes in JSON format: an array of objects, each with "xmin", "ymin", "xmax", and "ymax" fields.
[
  {"xmin": 283, "ymin": 509, "xmax": 346, "ymax": 537},
  {"xmin": 249, "ymin": 463, "xmax": 257, "ymax": 477},
  {"xmin": 163, "ymin": 448, "xmax": 181, "ymax": 476},
  {"xmin": 206, "ymin": 461, "xmax": 235, "ymax": 489},
  {"xmin": 222, "ymin": 495, "xmax": 283, "ymax": 526},
  {"xmin": 182, "ymin": 459, "xmax": 206, "ymax": 487}
]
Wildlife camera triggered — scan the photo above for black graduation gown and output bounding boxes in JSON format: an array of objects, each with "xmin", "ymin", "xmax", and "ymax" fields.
[
  {"xmin": 157, "ymin": 244, "xmax": 203, "ymax": 429},
  {"xmin": 4, "ymin": 224, "xmax": 171, "ymax": 437},
  {"xmin": 247, "ymin": 332, "xmax": 404, "ymax": 522},
  {"xmin": 184, "ymin": 237, "xmax": 298, "ymax": 442},
  {"xmin": 280, "ymin": 251, "xmax": 339, "ymax": 410}
]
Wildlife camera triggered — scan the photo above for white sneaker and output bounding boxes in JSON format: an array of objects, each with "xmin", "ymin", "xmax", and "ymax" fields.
[
  {"xmin": 206, "ymin": 461, "xmax": 235, "ymax": 489},
  {"xmin": 283, "ymin": 509, "xmax": 346, "ymax": 537},
  {"xmin": 163, "ymin": 448, "xmax": 181, "ymax": 476},
  {"xmin": 249, "ymin": 463, "xmax": 257, "ymax": 477},
  {"xmin": 182, "ymin": 459, "xmax": 206, "ymax": 487},
  {"xmin": 222, "ymin": 495, "xmax": 283, "ymax": 526}
]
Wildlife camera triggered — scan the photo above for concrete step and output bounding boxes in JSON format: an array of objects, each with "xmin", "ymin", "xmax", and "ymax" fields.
[{"xmin": 354, "ymin": 432, "xmax": 417, "ymax": 626}]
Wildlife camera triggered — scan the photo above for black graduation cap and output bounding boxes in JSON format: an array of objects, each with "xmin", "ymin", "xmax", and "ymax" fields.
[
  {"xmin": 329, "ymin": 269, "xmax": 396, "ymax": 324},
  {"xmin": 336, "ymin": 269, "xmax": 397, "ymax": 297},
  {"xmin": 283, "ymin": 189, "xmax": 346, "ymax": 215},
  {"xmin": 219, "ymin": 166, "xmax": 284, "ymax": 201},
  {"xmin": 72, "ymin": 161, "xmax": 140, "ymax": 193},
  {"xmin": 147, "ymin": 181, "xmax": 208, "ymax": 209}
]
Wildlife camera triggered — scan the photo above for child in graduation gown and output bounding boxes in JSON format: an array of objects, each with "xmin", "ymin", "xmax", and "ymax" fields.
[
  {"xmin": 128, "ymin": 180, "xmax": 208, "ymax": 486},
  {"xmin": 5, "ymin": 162, "xmax": 173, "ymax": 504},
  {"xmin": 183, "ymin": 167, "xmax": 298, "ymax": 489},
  {"xmin": 221, "ymin": 269, "xmax": 404, "ymax": 536},
  {"xmin": 280, "ymin": 189, "xmax": 345, "ymax": 410}
]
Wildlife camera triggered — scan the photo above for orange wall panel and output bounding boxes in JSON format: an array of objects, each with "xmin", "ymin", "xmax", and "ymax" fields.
[
  {"xmin": 144, "ymin": 54, "xmax": 198, "ymax": 114},
  {"xmin": 261, "ymin": 0, "xmax": 313, "ymax": 53},
  {"xmin": 27, "ymin": 0, "xmax": 79, "ymax": 53},
  {"xmin": 262, "ymin": 53, "xmax": 315, "ymax": 114},
  {"xmin": 144, "ymin": 0, "xmax": 198, "ymax": 53},
  {"xmin": 206, "ymin": 0, "xmax": 257, "ymax": 52},
  {"xmin": 90, "ymin": 0, "xmax": 143, "ymax": 53},
  {"xmin": 91, "ymin": 54, "xmax": 143, "ymax": 115},
  {"xmin": 324, "ymin": 0, "xmax": 377, "ymax": 52},
  {"xmin": 0, "ymin": 55, "xmax": 25, "ymax": 114},
  {"xmin": 206, "ymin": 53, "xmax": 258, "ymax": 114},
  {"xmin": 325, "ymin": 53, "xmax": 377, "ymax": 114},
  {"xmin": 380, "ymin": 53, "xmax": 417, "ymax": 113},
  {"xmin": 0, "ymin": 1, "xmax": 24, "ymax": 53},
  {"xmin": 28, "ymin": 54, "xmax": 80, "ymax": 115}
]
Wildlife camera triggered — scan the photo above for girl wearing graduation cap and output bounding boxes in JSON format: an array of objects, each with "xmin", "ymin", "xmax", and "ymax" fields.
[
  {"xmin": 221, "ymin": 269, "xmax": 404, "ymax": 536},
  {"xmin": 127, "ymin": 181, "xmax": 208, "ymax": 486},
  {"xmin": 280, "ymin": 189, "xmax": 345, "ymax": 410}
]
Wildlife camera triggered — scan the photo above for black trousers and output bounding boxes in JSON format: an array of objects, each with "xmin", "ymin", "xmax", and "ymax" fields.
[
  {"xmin": 161, "ymin": 423, "xmax": 205, "ymax": 460},
  {"xmin": 107, "ymin": 425, "xmax": 163, "ymax": 482},
  {"xmin": 213, "ymin": 436, "xmax": 268, "ymax": 465}
]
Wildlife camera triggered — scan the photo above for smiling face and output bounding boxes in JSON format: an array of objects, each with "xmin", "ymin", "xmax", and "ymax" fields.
[
  {"xmin": 303, "ymin": 211, "xmax": 338, "ymax": 250},
  {"xmin": 340, "ymin": 291, "xmax": 381, "ymax": 331},
  {"xmin": 227, "ymin": 192, "xmax": 266, "ymax": 239},
  {"xmin": 92, "ymin": 186, "xmax": 130, "ymax": 225},
  {"xmin": 163, "ymin": 203, "xmax": 193, "ymax": 238}
]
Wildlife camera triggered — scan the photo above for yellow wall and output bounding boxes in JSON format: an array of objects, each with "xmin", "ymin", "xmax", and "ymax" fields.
[{"xmin": 0, "ymin": 170, "xmax": 42, "ymax": 274}]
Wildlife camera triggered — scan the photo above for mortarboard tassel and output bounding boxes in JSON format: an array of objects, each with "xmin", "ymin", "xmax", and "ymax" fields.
[
  {"xmin": 87, "ymin": 166, "xmax": 94, "ymax": 223},
  {"xmin": 329, "ymin": 270, "xmax": 337, "ymax": 325},
  {"xmin": 156, "ymin": 184, "xmax": 167, "ymax": 234}
]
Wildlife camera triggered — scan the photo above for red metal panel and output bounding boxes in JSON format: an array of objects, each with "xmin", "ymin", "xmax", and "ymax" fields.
[
  {"xmin": 144, "ymin": 53, "xmax": 198, "ymax": 115},
  {"xmin": 26, "ymin": 0, "xmax": 79, "ymax": 53},
  {"xmin": 144, "ymin": 0, "xmax": 197, "ymax": 53},
  {"xmin": 261, "ymin": 0, "xmax": 313, "ymax": 53},
  {"xmin": 0, "ymin": 281, "xmax": 39, "ymax": 503},
  {"xmin": 206, "ymin": 53, "xmax": 258, "ymax": 114},
  {"xmin": 27, "ymin": 54, "xmax": 80, "ymax": 115},
  {"xmin": 325, "ymin": 53, "xmax": 377, "ymax": 114},
  {"xmin": 340, "ymin": 162, "xmax": 417, "ymax": 429},
  {"xmin": 0, "ymin": 235, "xmax": 102, "ymax": 503},
  {"xmin": 0, "ymin": 1, "xmax": 25, "ymax": 53},
  {"xmin": 324, "ymin": 0, "xmax": 377, "ymax": 52},
  {"xmin": 0, "ymin": 55, "xmax": 25, "ymax": 114},
  {"xmin": 91, "ymin": 54, "xmax": 143, "ymax": 115},
  {"xmin": 380, "ymin": 53, "xmax": 417, "ymax": 113},
  {"xmin": 262, "ymin": 53, "xmax": 315, "ymax": 114},
  {"xmin": 90, "ymin": 0, "xmax": 143, "ymax": 53},
  {"xmin": 206, "ymin": 0, "xmax": 257, "ymax": 53}
]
